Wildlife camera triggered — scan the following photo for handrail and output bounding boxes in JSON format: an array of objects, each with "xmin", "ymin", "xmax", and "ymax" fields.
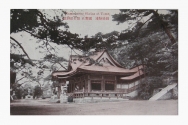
[
  {"xmin": 73, "ymin": 92, "xmax": 125, "ymax": 99},
  {"xmin": 127, "ymin": 84, "xmax": 140, "ymax": 93},
  {"xmin": 71, "ymin": 84, "xmax": 140, "ymax": 98}
]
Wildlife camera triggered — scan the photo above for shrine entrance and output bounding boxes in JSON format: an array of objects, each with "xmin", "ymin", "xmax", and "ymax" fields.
[
  {"xmin": 91, "ymin": 80, "xmax": 101, "ymax": 91},
  {"xmin": 90, "ymin": 79, "xmax": 115, "ymax": 91},
  {"xmin": 105, "ymin": 81, "xmax": 115, "ymax": 90}
]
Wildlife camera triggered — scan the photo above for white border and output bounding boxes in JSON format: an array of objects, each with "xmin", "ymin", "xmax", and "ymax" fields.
[{"xmin": 1, "ymin": 0, "xmax": 188, "ymax": 125}]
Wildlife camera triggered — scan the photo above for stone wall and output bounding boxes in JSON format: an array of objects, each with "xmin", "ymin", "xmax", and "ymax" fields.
[{"xmin": 158, "ymin": 86, "xmax": 178, "ymax": 100}]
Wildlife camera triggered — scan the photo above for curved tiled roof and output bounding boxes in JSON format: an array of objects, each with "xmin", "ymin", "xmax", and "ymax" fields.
[
  {"xmin": 78, "ymin": 65, "xmax": 136, "ymax": 74},
  {"xmin": 52, "ymin": 50, "xmax": 144, "ymax": 80},
  {"xmin": 120, "ymin": 70, "xmax": 144, "ymax": 80},
  {"xmin": 89, "ymin": 50, "xmax": 105, "ymax": 60}
]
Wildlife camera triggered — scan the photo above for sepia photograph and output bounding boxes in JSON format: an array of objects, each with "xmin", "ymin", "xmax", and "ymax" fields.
[{"xmin": 10, "ymin": 9, "xmax": 178, "ymax": 115}]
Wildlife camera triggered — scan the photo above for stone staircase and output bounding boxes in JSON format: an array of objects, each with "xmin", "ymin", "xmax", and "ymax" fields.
[{"xmin": 149, "ymin": 83, "xmax": 177, "ymax": 101}]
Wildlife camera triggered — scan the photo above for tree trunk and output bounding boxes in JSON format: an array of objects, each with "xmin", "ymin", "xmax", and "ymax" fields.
[
  {"xmin": 162, "ymin": 24, "xmax": 176, "ymax": 44},
  {"xmin": 152, "ymin": 10, "xmax": 176, "ymax": 44}
]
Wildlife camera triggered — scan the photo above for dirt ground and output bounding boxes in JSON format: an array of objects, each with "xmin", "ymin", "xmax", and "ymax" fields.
[{"xmin": 10, "ymin": 99, "xmax": 178, "ymax": 115}]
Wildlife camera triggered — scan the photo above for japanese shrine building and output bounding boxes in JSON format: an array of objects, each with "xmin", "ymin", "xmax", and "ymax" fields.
[{"xmin": 52, "ymin": 50, "xmax": 144, "ymax": 98}]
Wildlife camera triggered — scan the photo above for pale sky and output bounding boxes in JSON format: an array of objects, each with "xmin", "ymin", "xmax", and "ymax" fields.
[
  {"xmin": 63, "ymin": 9, "xmax": 129, "ymax": 37},
  {"xmin": 63, "ymin": 9, "xmax": 169, "ymax": 37}
]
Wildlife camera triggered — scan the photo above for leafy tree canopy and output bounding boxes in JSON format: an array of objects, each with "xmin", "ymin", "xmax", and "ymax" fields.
[
  {"xmin": 112, "ymin": 9, "xmax": 178, "ymax": 44},
  {"xmin": 111, "ymin": 9, "xmax": 178, "ymax": 78}
]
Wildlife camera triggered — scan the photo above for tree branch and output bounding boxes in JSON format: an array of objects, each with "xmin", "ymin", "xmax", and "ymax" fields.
[
  {"xmin": 22, "ymin": 29, "xmax": 44, "ymax": 39},
  {"xmin": 136, "ymin": 16, "xmax": 156, "ymax": 36},
  {"xmin": 36, "ymin": 10, "xmax": 49, "ymax": 30},
  {"xmin": 15, "ymin": 76, "xmax": 26, "ymax": 84},
  {"xmin": 67, "ymin": 44, "xmax": 82, "ymax": 56},
  {"xmin": 151, "ymin": 10, "xmax": 176, "ymax": 44},
  {"xmin": 21, "ymin": 80, "xmax": 33, "ymax": 84},
  {"xmin": 57, "ymin": 62, "xmax": 67, "ymax": 70},
  {"xmin": 10, "ymin": 36, "xmax": 34, "ymax": 66}
]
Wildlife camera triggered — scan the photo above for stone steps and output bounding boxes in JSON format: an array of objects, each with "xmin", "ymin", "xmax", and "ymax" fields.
[{"xmin": 149, "ymin": 83, "xmax": 177, "ymax": 101}]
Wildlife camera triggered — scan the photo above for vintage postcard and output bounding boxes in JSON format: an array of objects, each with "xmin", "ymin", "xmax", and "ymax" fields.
[{"xmin": 10, "ymin": 9, "xmax": 178, "ymax": 115}]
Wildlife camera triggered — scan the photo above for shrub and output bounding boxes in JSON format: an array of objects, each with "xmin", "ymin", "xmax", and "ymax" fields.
[
  {"xmin": 138, "ymin": 77, "xmax": 163, "ymax": 100},
  {"xmin": 33, "ymin": 86, "xmax": 43, "ymax": 99}
]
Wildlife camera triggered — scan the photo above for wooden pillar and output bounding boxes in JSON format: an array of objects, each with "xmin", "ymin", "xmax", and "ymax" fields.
[
  {"xmin": 81, "ymin": 78, "xmax": 83, "ymax": 90},
  {"xmin": 73, "ymin": 82, "xmax": 75, "ymax": 92},
  {"xmin": 102, "ymin": 75, "xmax": 104, "ymax": 91},
  {"xmin": 84, "ymin": 79, "xmax": 86, "ymax": 92},
  {"xmin": 88, "ymin": 75, "xmax": 91, "ymax": 92},
  {"xmin": 84, "ymin": 76, "xmax": 86, "ymax": 92},
  {"xmin": 138, "ymin": 65, "xmax": 141, "ymax": 83},
  {"xmin": 79, "ymin": 78, "xmax": 81, "ymax": 90},
  {"xmin": 121, "ymin": 81, "xmax": 122, "ymax": 89},
  {"xmin": 70, "ymin": 82, "xmax": 72, "ymax": 93},
  {"xmin": 67, "ymin": 81, "xmax": 69, "ymax": 93},
  {"xmin": 68, "ymin": 84, "xmax": 70, "ymax": 93},
  {"xmin": 115, "ymin": 76, "xmax": 117, "ymax": 91},
  {"xmin": 69, "ymin": 82, "xmax": 70, "ymax": 93},
  {"xmin": 78, "ymin": 77, "xmax": 81, "ymax": 90}
]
